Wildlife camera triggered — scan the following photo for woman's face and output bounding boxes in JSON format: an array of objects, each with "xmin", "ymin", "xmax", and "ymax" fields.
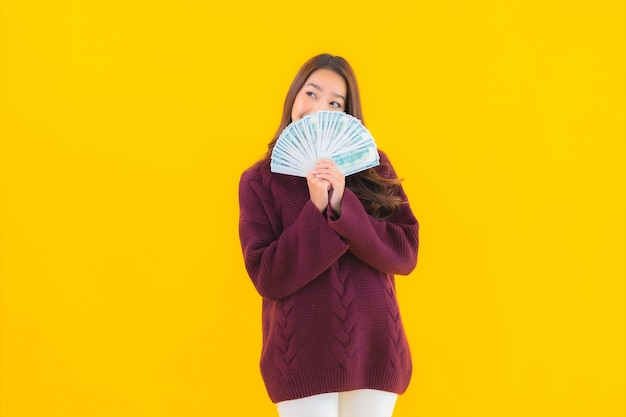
[{"xmin": 291, "ymin": 68, "xmax": 347, "ymax": 121}]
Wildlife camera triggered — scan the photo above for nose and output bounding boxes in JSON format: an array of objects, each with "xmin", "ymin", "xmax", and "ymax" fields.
[
  {"xmin": 302, "ymin": 102, "xmax": 333, "ymax": 119},
  {"xmin": 294, "ymin": 97, "xmax": 341, "ymax": 121},
  {"xmin": 311, "ymin": 102, "xmax": 327, "ymax": 114},
  {"xmin": 301, "ymin": 107, "xmax": 320, "ymax": 119}
]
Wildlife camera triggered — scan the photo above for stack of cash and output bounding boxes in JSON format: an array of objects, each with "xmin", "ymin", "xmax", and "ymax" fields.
[{"xmin": 270, "ymin": 111, "xmax": 380, "ymax": 177}]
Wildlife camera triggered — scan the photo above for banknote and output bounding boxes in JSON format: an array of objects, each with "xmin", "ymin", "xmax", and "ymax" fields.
[{"xmin": 271, "ymin": 111, "xmax": 379, "ymax": 177}]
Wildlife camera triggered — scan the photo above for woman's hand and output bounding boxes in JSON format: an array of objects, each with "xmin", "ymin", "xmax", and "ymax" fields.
[
  {"xmin": 310, "ymin": 159, "xmax": 345, "ymax": 216},
  {"xmin": 306, "ymin": 171, "xmax": 331, "ymax": 213}
]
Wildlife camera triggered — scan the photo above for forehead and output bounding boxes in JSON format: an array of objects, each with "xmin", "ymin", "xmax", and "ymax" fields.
[{"xmin": 305, "ymin": 69, "xmax": 347, "ymax": 94}]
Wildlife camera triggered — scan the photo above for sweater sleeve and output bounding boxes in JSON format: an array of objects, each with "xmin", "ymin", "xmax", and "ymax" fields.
[
  {"xmin": 239, "ymin": 168, "xmax": 350, "ymax": 301},
  {"xmin": 328, "ymin": 154, "xmax": 419, "ymax": 275}
]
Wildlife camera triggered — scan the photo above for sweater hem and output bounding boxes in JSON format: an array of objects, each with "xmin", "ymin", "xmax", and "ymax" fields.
[{"xmin": 263, "ymin": 365, "xmax": 411, "ymax": 403}]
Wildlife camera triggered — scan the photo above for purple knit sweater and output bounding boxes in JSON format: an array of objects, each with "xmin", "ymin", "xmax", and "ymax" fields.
[{"xmin": 238, "ymin": 151, "xmax": 419, "ymax": 403}]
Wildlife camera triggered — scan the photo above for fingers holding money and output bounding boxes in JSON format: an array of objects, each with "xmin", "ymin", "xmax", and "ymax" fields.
[
  {"xmin": 311, "ymin": 159, "xmax": 344, "ymax": 186},
  {"xmin": 307, "ymin": 173, "xmax": 331, "ymax": 213},
  {"xmin": 311, "ymin": 159, "xmax": 345, "ymax": 216}
]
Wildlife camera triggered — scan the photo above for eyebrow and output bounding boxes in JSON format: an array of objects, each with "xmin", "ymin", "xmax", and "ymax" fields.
[{"xmin": 306, "ymin": 82, "xmax": 346, "ymax": 101}]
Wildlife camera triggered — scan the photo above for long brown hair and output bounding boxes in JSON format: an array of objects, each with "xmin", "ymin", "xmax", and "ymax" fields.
[{"xmin": 263, "ymin": 54, "xmax": 403, "ymax": 219}]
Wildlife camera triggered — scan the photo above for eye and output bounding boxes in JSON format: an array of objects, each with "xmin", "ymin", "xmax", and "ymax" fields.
[
  {"xmin": 306, "ymin": 91, "xmax": 317, "ymax": 99},
  {"xmin": 330, "ymin": 101, "xmax": 343, "ymax": 108}
]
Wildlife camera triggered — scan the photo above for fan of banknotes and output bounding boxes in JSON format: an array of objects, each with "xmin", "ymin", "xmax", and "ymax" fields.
[{"xmin": 270, "ymin": 111, "xmax": 380, "ymax": 177}]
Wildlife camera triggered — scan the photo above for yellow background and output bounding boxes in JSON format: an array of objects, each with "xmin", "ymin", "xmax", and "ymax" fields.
[{"xmin": 1, "ymin": 1, "xmax": 623, "ymax": 416}]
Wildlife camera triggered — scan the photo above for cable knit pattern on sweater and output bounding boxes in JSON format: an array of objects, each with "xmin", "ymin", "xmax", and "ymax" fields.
[
  {"xmin": 383, "ymin": 274, "xmax": 406, "ymax": 370},
  {"xmin": 239, "ymin": 150, "xmax": 419, "ymax": 403},
  {"xmin": 275, "ymin": 297, "xmax": 298, "ymax": 375},
  {"xmin": 331, "ymin": 261, "xmax": 357, "ymax": 369}
]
